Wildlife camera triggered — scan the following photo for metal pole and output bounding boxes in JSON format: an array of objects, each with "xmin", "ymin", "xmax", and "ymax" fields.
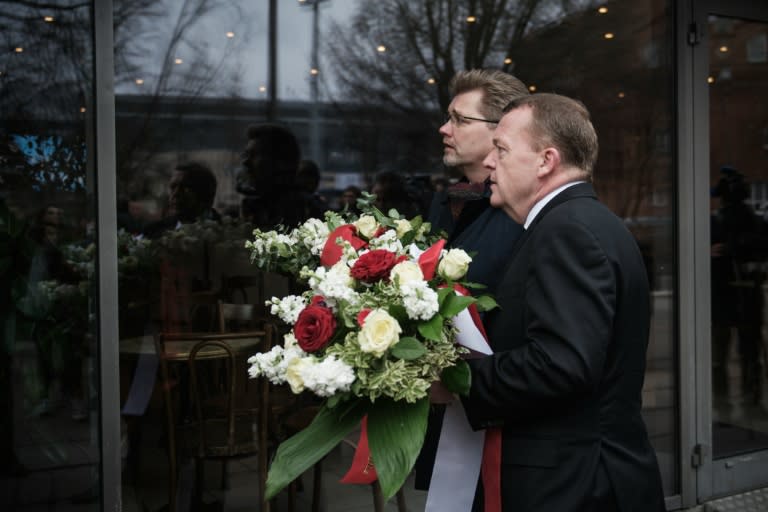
[
  {"xmin": 309, "ymin": 0, "xmax": 321, "ymax": 164},
  {"xmin": 268, "ymin": 0, "xmax": 278, "ymax": 121}
]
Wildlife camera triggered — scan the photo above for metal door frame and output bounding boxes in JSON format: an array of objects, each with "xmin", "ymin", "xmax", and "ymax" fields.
[{"xmin": 678, "ymin": 0, "xmax": 768, "ymax": 505}]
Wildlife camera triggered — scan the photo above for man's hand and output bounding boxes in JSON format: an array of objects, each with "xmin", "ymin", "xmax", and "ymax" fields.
[{"xmin": 430, "ymin": 380, "xmax": 457, "ymax": 404}]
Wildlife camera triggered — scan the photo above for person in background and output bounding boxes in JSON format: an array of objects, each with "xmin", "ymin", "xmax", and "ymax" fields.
[
  {"xmin": 338, "ymin": 185, "xmax": 362, "ymax": 215},
  {"xmin": 416, "ymin": 69, "xmax": 529, "ymax": 491},
  {"xmin": 370, "ymin": 170, "xmax": 421, "ymax": 218},
  {"xmin": 236, "ymin": 124, "xmax": 317, "ymax": 228},
  {"xmin": 296, "ymin": 159, "xmax": 329, "ymax": 217},
  {"xmin": 142, "ymin": 161, "xmax": 220, "ymax": 238},
  {"xmin": 456, "ymin": 92, "xmax": 666, "ymax": 511}
]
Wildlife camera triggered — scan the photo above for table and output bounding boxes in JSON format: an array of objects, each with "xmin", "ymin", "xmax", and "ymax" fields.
[{"xmin": 120, "ymin": 332, "xmax": 264, "ymax": 360}]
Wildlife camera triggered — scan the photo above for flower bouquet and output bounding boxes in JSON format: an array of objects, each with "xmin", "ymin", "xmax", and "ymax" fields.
[{"xmin": 246, "ymin": 203, "xmax": 496, "ymax": 500}]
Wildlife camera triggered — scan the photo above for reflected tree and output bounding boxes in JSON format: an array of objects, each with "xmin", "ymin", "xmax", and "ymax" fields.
[{"xmin": 324, "ymin": 0, "xmax": 597, "ymax": 115}]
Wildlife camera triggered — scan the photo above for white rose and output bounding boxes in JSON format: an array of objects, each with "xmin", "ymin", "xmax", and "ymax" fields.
[
  {"xmin": 390, "ymin": 260, "xmax": 424, "ymax": 286},
  {"xmin": 357, "ymin": 309, "xmax": 402, "ymax": 357},
  {"xmin": 437, "ymin": 249, "xmax": 472, "ymax": 281},
  {"xmin": 394, "ymin": 219, "xmax": 412, "ymax": 238},
  {"xmin": 285, "ymin": 357, "xmax": 314, "ymax": 393},
  {"xmin": 354, "ymin": 215, "xmax": 379, "ymax": 239}
]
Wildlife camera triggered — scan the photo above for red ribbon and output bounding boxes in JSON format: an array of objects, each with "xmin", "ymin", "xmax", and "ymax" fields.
[
  {"xmin": 320, "ymin": 225, "xmax": 367, "ymax": 267},
  {"xmin": 417, "ymin": 239, "xmax": 446, "ymax": 280},
  {"xmin": 339, "ymin": 416, "xmax": 378, "ymax": 484}
]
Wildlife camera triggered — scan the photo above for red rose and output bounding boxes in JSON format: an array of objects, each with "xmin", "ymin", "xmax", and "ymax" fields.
[
  {"xmin": 351, "ymin": 249, "xmax": 405, "ymax": 283},
  {"xmin": 294, "ymin": 304, "xmax": 337, "ymax": 352}
]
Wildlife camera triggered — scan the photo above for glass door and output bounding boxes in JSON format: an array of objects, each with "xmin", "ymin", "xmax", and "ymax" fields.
[{"xmin": 690, "ymin": 0, "xmax": 768, "ymax": 501}]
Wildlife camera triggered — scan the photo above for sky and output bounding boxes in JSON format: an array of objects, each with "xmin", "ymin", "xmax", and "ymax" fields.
[{"xmin": 116, "ymin": 0, "xmax": 355, "ymax": 101}]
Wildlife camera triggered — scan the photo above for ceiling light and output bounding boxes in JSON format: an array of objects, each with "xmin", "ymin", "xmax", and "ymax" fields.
[
  {"xmin": 466, "ymin": 16, "xmax": 477, "ymax": 23},
  {"xmin": 174, "ymin": 58, "xmax": 183, "ymax": 64},
  {"xmin": 44, "ymin": 16, "xmax": 54, "ymax": 22},
  {"xmin": 310, "ymin": 68, "xmax": 319, "ymax": 75},
  {"xmin": 719, "ymin": 45, "xmax": 728, "ymax": 52},
  {"xmin": 226, "ymin": 32, "xmax": 235, "ymax": 38},
  {"xmin": 377, "ymin": 45, "xmax": 386, "ymax": 53},
  {"xmin": 598, "ymin": 7, "xmax": 608, "ymax": 14},
  {"xmin": 427, "ymin": 77, "xmax": 436, "ymax": 84},
  {"xmin": 135, "ymin": 78, "xmax": 144, "ymax": 85},
  {"xmin": 528, "ymin": 85, "xmax": 537, "ymax": 92},
  {"xmin": 604, "ymin": 33, "xmax": 614, "ymax": 39},
  {"xmin": 14, "ymin": 47, "xmax": 23, "ymax": 53},
  {"xmin": 504, "ymin": 57, "xmax": 512, "ymax": 65}
]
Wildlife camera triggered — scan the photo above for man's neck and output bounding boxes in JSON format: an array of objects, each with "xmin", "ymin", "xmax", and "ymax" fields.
[{"xmin": 461, "ymin": 165, "xmax": 489, "ymax": 185}]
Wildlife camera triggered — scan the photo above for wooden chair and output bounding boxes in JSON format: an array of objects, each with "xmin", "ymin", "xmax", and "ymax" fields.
[
  {"xmin": 220, "ymin": 273, "xmax": 264, "ymax": 305},
  {"xmin": 154, "ymin": 329, "xmax": 271, "ymax": 512},
  {"xmin": 180, "ymin": 334, "xmax": 271, "ymax": 509}
]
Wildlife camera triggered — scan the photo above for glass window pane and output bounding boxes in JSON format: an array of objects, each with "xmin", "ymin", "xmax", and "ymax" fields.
[
  {"xmin": 708, "ymin": 15, "xmax": 768, "ymax": 460},
  {"xmin": 0, "ymin": 1, "xmax": 101, "ymax": 507},
  {"xmin": 114, "ymin": 1, "xmax": 679, "ymax": 508}
]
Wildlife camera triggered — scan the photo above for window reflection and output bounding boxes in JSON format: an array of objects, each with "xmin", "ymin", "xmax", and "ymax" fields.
[{"xmin": 0, "ymin": 0, "xmax": 100, "ymax": 506}]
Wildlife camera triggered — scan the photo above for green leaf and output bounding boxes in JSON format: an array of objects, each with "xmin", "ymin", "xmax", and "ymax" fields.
[
  {"xmin": 439, "ymin": 293, "xmax": 476, "ymax": 318},
  {"xmin": 436, "ymin": 287, "xmax": 454, "ymax": 307},
  {"xmin": 265, "ymin": 400, "xmax": 368, "ymax": 500},
  {"xmin": 417, "ymin": 314, "xmax": 443, "ymax": 341},
  {"xmin": 367, "ymin": 398, "xmax": 429, "ymax": 500},
  {"xmin": 459, "ymin": 281, "xmax": 487, "ymax": 290},
  {"xmin": 441, "ymin": 360, "xmax": 472, "ymax": 396},
  {"xmin": 474, "ymin": 295, "xmax": 498, "ymax": 312},
  {"xmin": 390, "ymin": 337, "xmax": 426, "ymax": 360},
  {"xmin": 387, "ymin": 304, "xmax": 408, "ymax": 323}
]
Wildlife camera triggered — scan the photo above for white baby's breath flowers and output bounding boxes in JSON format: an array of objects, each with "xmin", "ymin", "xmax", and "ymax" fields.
[
  {"xmin": 390, "ymin": 260, "xmax": 424, "ymax": 286},
  {"xmin": 297, "ymin": 218, "xmax": 330, "ymax": 255},
  {"xmin": 368, "ymin": 229, "xmax": 404, "ymax": 253},
  {"xmin": 267, "ymin": 295, "xmax": 306, "ymax": 324},
  {"xmin": 437, "ymin": 248, "xmax": 472, "ymax": 281},
  {"xmin": 309, "ymin": 261, "xmax": 359, "ymax": 307},
  {"xmin": 358, "ymin": 309, "xmax": 402, "ymax": 357},
  {"xmin": 401, "ymin": 280, "xmax": 440, "ymax": 321},
  {"xmin": 354, "ymin": 214, "xmax": 379, "ymax": 239},
  {"xmin": 298, "ymin": 355, "xmax": 356, "ymax": 397},
  {"xmin": 248, "ymin": 341, "xmax": 306, "ymax": 385}
]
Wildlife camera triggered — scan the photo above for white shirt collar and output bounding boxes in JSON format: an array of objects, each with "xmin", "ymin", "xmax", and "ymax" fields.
[{"xmin": 524, "ymin": 181, "xmax": 585, "ymax": 229}]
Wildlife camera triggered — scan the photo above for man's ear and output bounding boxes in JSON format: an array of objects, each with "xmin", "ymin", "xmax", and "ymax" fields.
[{"xmin": 537, "ymin": 147, "xmax": 561, "ymax": 177}]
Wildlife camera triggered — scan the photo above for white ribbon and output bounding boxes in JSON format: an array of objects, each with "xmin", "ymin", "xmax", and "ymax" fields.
[{"xmin": 425, "ymin": 307, "xmax": 493, "ymax": 511}]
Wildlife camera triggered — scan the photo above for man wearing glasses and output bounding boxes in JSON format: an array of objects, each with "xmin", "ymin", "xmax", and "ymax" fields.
[{"xmin": 417, "ymin": 69, "xmax": 529, "ymax": 505}]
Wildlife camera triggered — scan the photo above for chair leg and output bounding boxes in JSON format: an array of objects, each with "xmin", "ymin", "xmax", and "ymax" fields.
[
  {"xmin": 371, "ymin": 481, "xmax": 385, "ymax": 512},
  {"xmin": 312, "ymin": 459, "xmax": 323, "ymax": 512},
  {"xmin": 396, "ymin": 487, "xmax": 407, "ymax": 512},
  {"xmin": 221, "ymin": 460, "xmax": 229, "ymax": 490},
  {"xmin": 194, "ymin": 457, "xmax": 204, "ymax": 508}
]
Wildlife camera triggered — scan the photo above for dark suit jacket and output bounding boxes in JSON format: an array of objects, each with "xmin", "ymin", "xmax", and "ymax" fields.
[
  {"xmin": 462, "ymin": 183, "xmax": 665, "ymax": 512},
  {"xmin": 415, "ymin": 188, "xmax": 524, "ymax": 490}
]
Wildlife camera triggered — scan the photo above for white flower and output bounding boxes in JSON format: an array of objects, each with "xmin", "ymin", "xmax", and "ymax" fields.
[
  {"xmin": 401, "ymin": 280, "xmax": 440, "ymax": 320},
  {"xmin": 437, "ymin": 249, "xmax": 472, "ymax": 281},
  {"xmin": 285, "ymin": 356, "xmax": 315, "ymax": 393},
  {"xmin": 390, "ymin": 261, "xmax": 424, "ymax": 286},
  {"xmin": 298, "ymin": 218, "xmax": 330, "ymax": 255},
  {"xmin": 310, "ymin": 262, "xmax": 359, "ymax": 307},
  {"xmin": 300, "ymin": 355, "xmax": 356, "ymax": 397},
  {"xmin": 358, "ymin": 309, "xmax": 402, "ymax": 357},
  {"xmin": 247, "ymin": 341, "xmax": 306, "ymax": 385},
  {"xmin": 267, "ymin": 295, "xmax": 307, "ymax": 324},
  {"xmin": 395, "ymin": 219, "xmax": 413, "ymax": 238},
  {"xmin": 368, "ymin": 229, "xmax": 404, "ymax": 253},
  {"xmin": 354, "ymin": 214, "xmax": 379, "ymax": 239}
]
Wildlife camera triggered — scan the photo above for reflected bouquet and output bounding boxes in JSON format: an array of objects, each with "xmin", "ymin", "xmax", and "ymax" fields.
[{"xmin": 246, "ymin": 205, "xmax": 496, "ymax": 500}]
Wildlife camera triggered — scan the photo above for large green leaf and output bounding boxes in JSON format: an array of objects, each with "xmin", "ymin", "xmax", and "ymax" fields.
[
  {"xmin": 265, "ymin": 400, "xmax": 368, "ymax": 500},
  {"xmin": 474, "ymin": 295, "xmax": 498, "ymax": 312},
  {"xmin": 417, "ymin": 314, "xmax": 444, "ymax": 341},
  {"xmin": 367, "ymin": 398, "xmax": 429, "ymax": 500},
  {"xmin": 390, "ymin": 337, "xmax": 426, "ymax": 360},
  {"xmin": 440, "ymin": 293, "xmax": 476, "ymax": 318},
  {"xmin": 441, "ymin": 360, "xmax": 472, "ymax": 396}
]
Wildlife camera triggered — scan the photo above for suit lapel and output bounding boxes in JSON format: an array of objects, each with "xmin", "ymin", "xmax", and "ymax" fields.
[{"xmin": 498, "ymin": 182, "xmax": 597, "ymax": 276}]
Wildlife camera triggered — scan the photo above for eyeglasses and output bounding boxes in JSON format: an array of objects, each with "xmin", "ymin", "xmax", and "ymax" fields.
[{"xmin": 444, "ymin": 110, "xmax": 499, "ymax": 126}]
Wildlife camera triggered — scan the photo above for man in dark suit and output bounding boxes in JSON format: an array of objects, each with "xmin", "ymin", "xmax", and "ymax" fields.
[
  {"xmin": 460, "ymin": 93, "xmax": 666, "ymax": 511},
  {"xmin": 416, "ymin": 69, "xmax": 528, "ymax": 491}
]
